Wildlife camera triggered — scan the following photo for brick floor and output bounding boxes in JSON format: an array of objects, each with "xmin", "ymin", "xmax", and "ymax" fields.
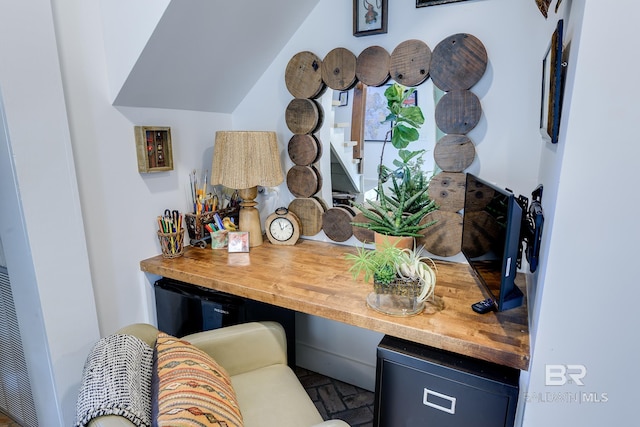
[{"xmin": 296, "ymin": 366, "xmax": 375, "ymax": 427}]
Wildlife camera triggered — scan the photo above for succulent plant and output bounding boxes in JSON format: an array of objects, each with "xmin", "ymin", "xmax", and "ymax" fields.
[
  {"xmin": 345, "ymin": 241, "xmax": 437, "ymax": 302},
  {"xmin": 352, "ymin": 149, "xmax": 437, "ymax": 237}
]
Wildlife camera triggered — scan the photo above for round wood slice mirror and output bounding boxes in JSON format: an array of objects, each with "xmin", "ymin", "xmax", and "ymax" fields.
[{"xmin": 284, "ymin": 35, "xmax": 487, "ymax": 251}]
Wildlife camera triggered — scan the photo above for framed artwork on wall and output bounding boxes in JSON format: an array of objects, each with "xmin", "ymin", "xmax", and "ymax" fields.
[
  {"xmin": 540, "ymin": 19, "xmax": 565, "ymax": 144},
  {"xmin": 353, "ymin": 0, "xmax": 388, "ymax": 37},
  {"xmin": 416, "ymin": 0, "xmax": 469, "ymax": 8},
  {"xmin": 134, "ymin": 126, "xmax": 174, "ymax": 173}
]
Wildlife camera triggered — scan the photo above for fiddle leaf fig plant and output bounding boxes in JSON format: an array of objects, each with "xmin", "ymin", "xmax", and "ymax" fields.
[
  {"xmin": 377, "ymin": 83, "xmax": 427, "ymax": 180},
  {"xmin": 383, "ymin": 83, "xmax": 425, "ymax": 150}
]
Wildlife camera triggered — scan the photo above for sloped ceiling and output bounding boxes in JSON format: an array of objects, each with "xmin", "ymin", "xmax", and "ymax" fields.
[{"xmin": 113, "ymin": 0, "xmax": 318, "ymax": 113}]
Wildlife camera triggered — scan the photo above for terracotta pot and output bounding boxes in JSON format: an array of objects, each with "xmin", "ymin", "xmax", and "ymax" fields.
[{"xmin": 374, "ymin": 232, "xmax": 414, "ymax": 250}]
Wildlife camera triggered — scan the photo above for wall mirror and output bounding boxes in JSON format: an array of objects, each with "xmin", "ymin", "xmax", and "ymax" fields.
[{"xmin": 284, "ymin": 35, "xmax": 487, "ymax": 253}]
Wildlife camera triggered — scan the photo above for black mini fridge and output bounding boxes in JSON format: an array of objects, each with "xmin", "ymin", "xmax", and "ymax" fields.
[{"xmin": 154, "ymin": 278, "xmax": 296, "ymax": 366}]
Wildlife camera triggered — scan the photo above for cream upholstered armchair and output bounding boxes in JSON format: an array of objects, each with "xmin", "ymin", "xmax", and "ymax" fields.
[{"xmin": 75, "ymin": 321, "xmax": 350, "ymax": 427}]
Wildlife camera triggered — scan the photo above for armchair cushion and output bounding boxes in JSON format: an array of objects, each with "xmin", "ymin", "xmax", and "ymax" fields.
[
  {"xmin": 152, "ymin": 332, "xmax": 243, "ymax": 427},
  {"xmin": 181, "ymin": 321, "xmax": 287, "ymax": 376}
]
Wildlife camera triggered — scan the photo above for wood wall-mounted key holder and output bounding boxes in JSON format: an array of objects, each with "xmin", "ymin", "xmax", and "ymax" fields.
[{"xmin": 135, "ymin": 126, "xmax": 174, "ymax": 173}]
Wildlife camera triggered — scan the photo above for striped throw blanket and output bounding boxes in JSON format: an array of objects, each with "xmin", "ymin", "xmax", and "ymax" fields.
[{"xmin": 75, "ymin": 333, "xmax": 153, "ymax": 427}]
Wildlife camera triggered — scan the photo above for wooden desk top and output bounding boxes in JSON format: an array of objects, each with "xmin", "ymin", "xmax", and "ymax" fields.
[{"xmin": 140, "ymin": 240, "xmax": 530, "ymax": 371}]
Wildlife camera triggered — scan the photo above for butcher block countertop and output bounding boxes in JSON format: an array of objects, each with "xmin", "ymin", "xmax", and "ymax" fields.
[{"xmin": 140, "ymin": 239, "xmax": 530, "ymax": 371}]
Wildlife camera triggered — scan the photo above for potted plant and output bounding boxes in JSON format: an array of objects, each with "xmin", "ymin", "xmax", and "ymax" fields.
[
  {"xmin": 390, "ymin": 149, "xmax": 437, "ymax": 216},
  {"xmin": 352, "ymin": 83, "xmax": 437, "ymax": 244},
  {"xmin": 350, "ymin": 153, "xmax": 437, "ymax": 239},
  {"xmin": 345, "ymin": 240, "xmax": 437, "ymax": 316}
]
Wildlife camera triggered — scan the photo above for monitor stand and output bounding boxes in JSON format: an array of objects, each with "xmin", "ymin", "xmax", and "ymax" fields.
[{"xmin": 500, "ymin": 286, "xmax": 524, "ymax": 311}]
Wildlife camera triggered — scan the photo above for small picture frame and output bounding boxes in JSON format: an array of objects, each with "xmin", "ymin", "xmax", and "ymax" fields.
[
  {"xmin": 540, "ymin": 19, "xmax": 565, "ymax": 144},
  {"xmin": 227, "ymin": 231, "xmax": 250, "ymax": 253},
  {"xmin": 353, "ymin": 0, "xmax": 388, "ymax": 37},
  {"xmin": 416, "ymin": 0, "xmax": 469, "ymax": 7},
  {"xmin": 403, "ymin": 89, "xmax": 418, "ymax": 107},
  {"xmin": 135, "ymin": 126, "xmax": 174, "ymax": 173},
  {"xmin": 338, "ymin": 91, "xmax": 349, "ymax": 106}
]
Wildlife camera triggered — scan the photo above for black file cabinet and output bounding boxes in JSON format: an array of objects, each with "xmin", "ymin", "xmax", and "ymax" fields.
[{"xmin": 374, "ymin": 335, "xmax": 520, "ymax": 427}]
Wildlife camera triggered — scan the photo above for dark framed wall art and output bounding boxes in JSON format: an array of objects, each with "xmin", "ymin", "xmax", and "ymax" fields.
[
  {"xmin": 353, "ymin": 0, "xmax": 388, "ymax": 37},
  {"xmin": 540, "ymin": 19, "xmax": 565, "ymax": 144},
  {"xmin": 416, "ymin": 0, "xmax": 470, "ymax": 7}
]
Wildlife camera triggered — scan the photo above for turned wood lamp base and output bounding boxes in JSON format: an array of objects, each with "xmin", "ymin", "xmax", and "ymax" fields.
[{"xmin": 238, "ymin": 187, "xmax": 263, "ymax": 247}]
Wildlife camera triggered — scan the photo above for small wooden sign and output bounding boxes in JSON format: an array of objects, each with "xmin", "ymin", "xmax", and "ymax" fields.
[{"xmin": 135, "ymin": 126, "xmax": 173, "ymax": 173}]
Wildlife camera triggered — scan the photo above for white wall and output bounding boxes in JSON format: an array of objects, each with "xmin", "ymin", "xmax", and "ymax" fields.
[
  {"xmin": 51, "ymin": 0, "xmax": 234, "ymax": 335},
  {"xmin": 523, "ymin": 1, "xmax": 639, "ymax": 424},
  {"xmin": 0, "ymin": 2, "xmax": 101, "ymax": 424}
]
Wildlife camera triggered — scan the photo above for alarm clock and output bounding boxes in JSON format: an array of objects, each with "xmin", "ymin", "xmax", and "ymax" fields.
[{"xmin": 265, "ymin": 207, "xmax": 301, "ymax": 245}]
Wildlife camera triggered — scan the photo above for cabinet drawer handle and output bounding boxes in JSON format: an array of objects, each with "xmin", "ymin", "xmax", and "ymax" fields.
[{"xmin": 423, "ymin": 388, "xmax": 456, "ymax": 415}]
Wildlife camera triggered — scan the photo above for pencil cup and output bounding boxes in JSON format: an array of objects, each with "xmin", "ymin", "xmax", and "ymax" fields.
[
  {"xmin": 157, "ymin": 229, "xmax": 185, "ymax": 258},
  {"xmin": 185, "ymin": 212, "xmax": 217, "ymax": 240},
  {"xmin": 209, "ymin": 230, "xmax": 228, "ymax": 250}
]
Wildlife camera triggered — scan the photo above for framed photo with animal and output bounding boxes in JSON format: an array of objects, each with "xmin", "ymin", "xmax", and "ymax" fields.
[{"xmin": 353, "ymin": 0, "xmax": 388, "ymax": 37}]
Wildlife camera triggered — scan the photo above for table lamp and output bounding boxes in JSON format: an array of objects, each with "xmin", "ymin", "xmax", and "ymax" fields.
[{"xmin": 210, "ymin": 131, "xmax": 284, "ymax": 247}]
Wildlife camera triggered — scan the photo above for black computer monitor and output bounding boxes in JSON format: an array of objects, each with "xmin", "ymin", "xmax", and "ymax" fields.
[{"xmin": 462, "ymin": 174, "xmax": 524, "ymax": 312}]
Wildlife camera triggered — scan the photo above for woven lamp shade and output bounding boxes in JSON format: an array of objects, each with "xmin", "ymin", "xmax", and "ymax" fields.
[
  {"xmin": 210, "ymin": 131, "xmax": 284, "ymax": 247},
  {"xmin": 210, "ymin": 131, "xmax": 284, "ymax": 189}
]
